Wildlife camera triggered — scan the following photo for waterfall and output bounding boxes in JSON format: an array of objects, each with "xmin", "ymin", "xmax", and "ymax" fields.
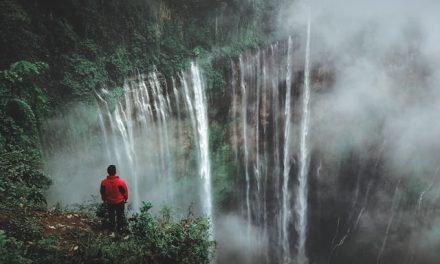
[
  {"xmin": 189, "ymin": 62, "xmax": 213, "ymax": 224},
  {"xmin": 96, "ymin": 93, "xmax": 111, "ymax": 162},
  {"xmin": 232, "ymin": 39, "xmax": 299, "ymax": 263},
  {"xmin": 113, "ymin": 97, "xmax": 140, "ymax": 210},
  {"xmin": 230, "ymin": 12, "xmax": 314, "ymax": 261},
  {"xmin": 97, "ymin": 64, "xmax": 212, "ymax": 222},
  {"xmin": 240, "ymin": 55, "xmax": 252, "ymax": 227},
  {"xmin": 281, "ymin": 36, "xmax": 294, "ymax": 263},
  {"xmin": 294, "ymin": 12, "xmax": 312, "ymax": 264}
]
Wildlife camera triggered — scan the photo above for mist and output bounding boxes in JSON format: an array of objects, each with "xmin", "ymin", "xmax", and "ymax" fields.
[
  {"xmin": 215, "ymin": 214, "xmax": 269, "ymax": 264},
  {"xmin": 43, "ymin": 102, "xmax": 104, "ymax": 206},
  {"xmin": 277, "ymin": 0, "xmax": 440, "ymax": 262},
  {"xmin": 43, "ymin": 101, "xmax": 203, "ymax": 215},
  {"xmin": 39, "ymin": 0, "xmax": 440, "ymax": 262},
  {"xmin": 275, "ymin": 0, "xmax": 440, "ymax": 183}
]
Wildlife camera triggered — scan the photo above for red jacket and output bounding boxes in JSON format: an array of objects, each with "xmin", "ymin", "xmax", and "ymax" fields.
[{"xmin": 100, "ymin": 175, "xmax": 128, "ymax": 204}]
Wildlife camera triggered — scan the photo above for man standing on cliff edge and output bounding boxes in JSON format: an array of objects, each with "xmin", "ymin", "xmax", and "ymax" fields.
[{"xmin": 100, "ymin": 165, "xmax": 128, "ymax": 233}]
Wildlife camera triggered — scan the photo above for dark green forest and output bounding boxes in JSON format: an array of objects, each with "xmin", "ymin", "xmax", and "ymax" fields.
[{"xmin": 0, "ymin": 0, "xmax": 280, "ymax": 262}]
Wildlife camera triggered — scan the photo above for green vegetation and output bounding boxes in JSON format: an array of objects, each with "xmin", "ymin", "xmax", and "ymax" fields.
[
  {"xmin": 0, "ymin": 0, "xmax": 280, "ymax": 261},
  {"xmin": 0, "ymin": 61, "xmax": 51, "ymax": 212},
  {"xmin": 75, "ymin": 202, "xmax": 214, "ymax": 264},
  {"xmin": 0, "ymin": 0, "xmax": 275, "ymax": 103},
  {"xmin": 0, "ymin": 201, "xmax": 214, "ymax": 263},
  {"xmin": 0, "ymin": 230, "xmax": 31, "ymax": 264}
]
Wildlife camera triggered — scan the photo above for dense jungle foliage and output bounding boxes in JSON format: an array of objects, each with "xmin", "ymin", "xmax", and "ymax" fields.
[{"xmin": 0, "ymin": 0, "xmax": 280, "ymax": 262}]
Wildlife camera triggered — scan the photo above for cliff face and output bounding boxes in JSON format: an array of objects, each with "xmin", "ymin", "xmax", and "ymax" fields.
[
  {"xmin": 2, "ymin": 0, "xmax": 440, "ymax": 263},
  {"xmin": 42, "ymin": 34, "xmax": 440, "ymax": 264},
  {"xmin": 215, "ymin": 29, "xmax": 440, "ymax": 262}
]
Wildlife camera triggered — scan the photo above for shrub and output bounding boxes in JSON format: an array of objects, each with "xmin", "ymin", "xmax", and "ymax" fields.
[
  {"xmin": 74, "ymin": 202, "xmax": 215, "ymax": 264},
  {"xmin": 0, "ymin": 229, "xmax": 31, "ymax": 264}
]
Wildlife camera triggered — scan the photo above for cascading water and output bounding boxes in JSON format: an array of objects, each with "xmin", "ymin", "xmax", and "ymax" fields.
[
  {"xmin": 230, "ymin": 34, "xmax": 314, "ymax": 262},
  {"xmin": 229, "ymin": 11, "xmax": 314, "ymax": 262},
  {"xmin": 295, "ymin": 11, "xmax": 312, "ymax": 264},
  {"xmin": 97, "ymin": 64, "xmax": 212, "ymax": 223},
  {"xmin": 188, "ymin": 62, "xmax": 213, "ymax": 225},
  {"xmin": 240, "ymin": 56, "xmax": 252, "ymax": 228},
  {"xmin": 281, "ymin": 36, "xmax": 294, "ymax": 263}
]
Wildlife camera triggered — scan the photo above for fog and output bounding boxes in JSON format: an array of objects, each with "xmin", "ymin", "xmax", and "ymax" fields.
[
  {"xmin": 43, "ymin": 101, "xmax": 202, "ymax": 215},
  {"xmin": 43, "ymin": 103, "xmax": 104, "ymax": 206},
  {"xmin": 215, "ymin": 214, "xmax": 269, "ymax": 264},
  {"xmin": 278, "ymin": 0, "xmax": 440, "ymax": 262},
  {"xmin": 276, "ymin": 0, "xmax": 440, "ymax": 183},
  {"xmin": 41, "ymin": 0, "xmax": 440, "ymax": 262}
]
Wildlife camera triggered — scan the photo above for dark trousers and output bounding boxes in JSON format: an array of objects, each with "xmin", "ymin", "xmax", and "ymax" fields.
[{"xmin": 107, "ymin": 202, "xmax": 125, "ymax": 232}]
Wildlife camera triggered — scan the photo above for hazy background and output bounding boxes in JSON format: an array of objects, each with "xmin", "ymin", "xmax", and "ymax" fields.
[{"xmin": 278, "ymin": 0, "xmax": 440, "ymax": 262}]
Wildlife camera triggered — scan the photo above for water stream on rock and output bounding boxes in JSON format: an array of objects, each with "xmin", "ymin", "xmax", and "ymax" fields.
[{"xmin": 96, "ymin": 64, "xmax": 213, "ymax": 223}]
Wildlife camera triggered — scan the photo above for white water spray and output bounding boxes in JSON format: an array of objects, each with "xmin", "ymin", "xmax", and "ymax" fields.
[
  {"xmin": 190, "ymin": 63, "xmax": 213, "ymax": 224},
  {"xmin": 281, "ymin": 36, "xmax": 294, "ymax": 263},
  {"xmin": 294, "ymin": 10, "xmax": 312, "ymax": 264},
  {"xmin": 95, "ymin": 64, "xmax": 212, "ymax": 218},
  {"xmin": 240, "ymin": 56, "xmax": 252, "ymax": 227}
]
